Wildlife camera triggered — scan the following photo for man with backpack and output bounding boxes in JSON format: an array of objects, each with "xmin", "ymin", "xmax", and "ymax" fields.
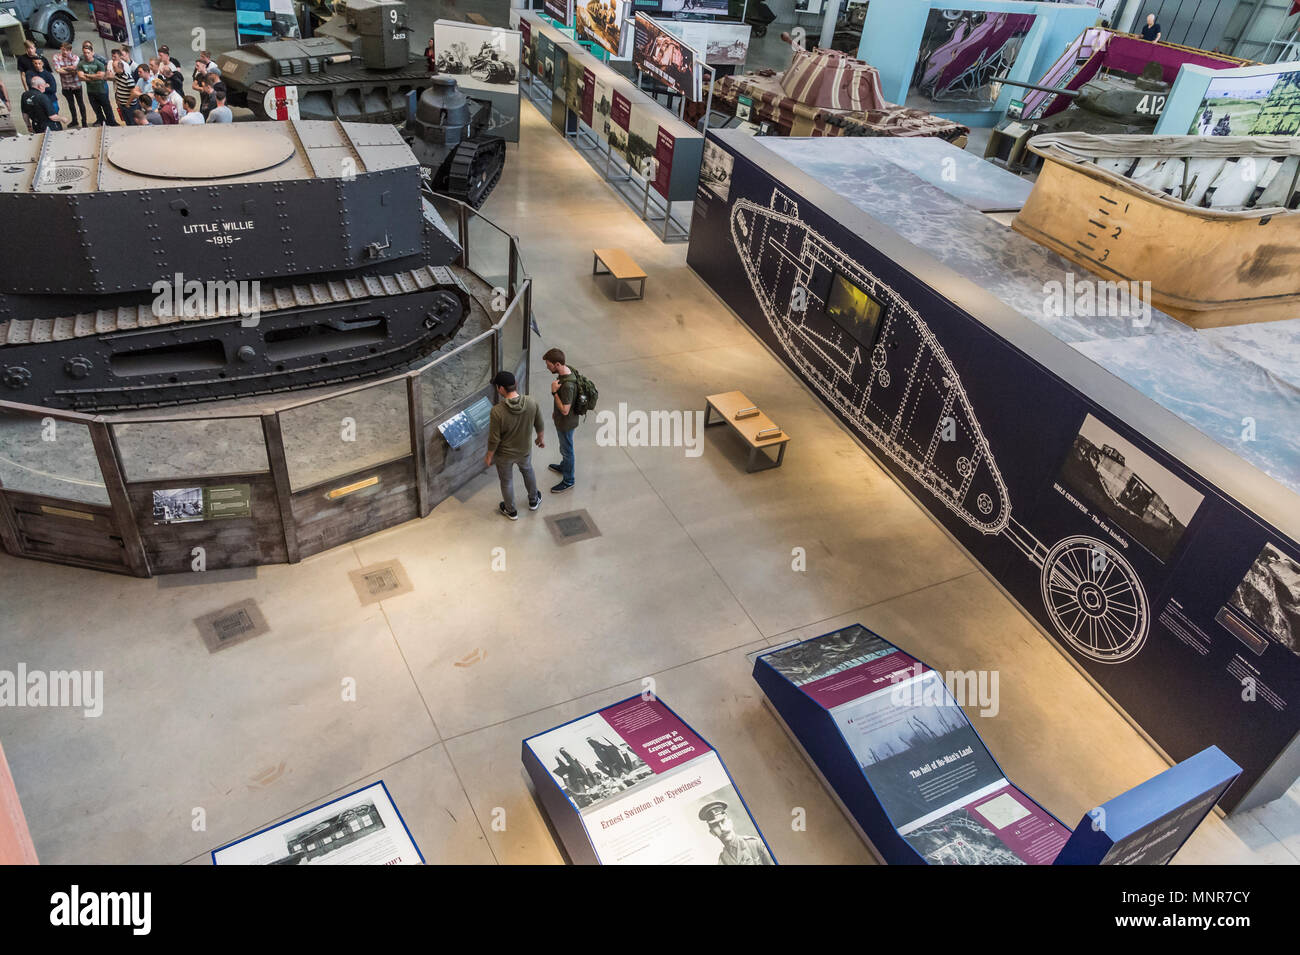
[
  {"xmin": 542, "ymin": 347, "xmax": 595, "ymax": 494},
  {"xmin": 485, "ymin": 371, "xmax": 545, "ymax": 520}
]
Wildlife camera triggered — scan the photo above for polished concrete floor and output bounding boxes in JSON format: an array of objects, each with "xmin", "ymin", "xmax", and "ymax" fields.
[{"xmin": 0, "ymin": 5, "xmax": 1297, "ymax": 867}]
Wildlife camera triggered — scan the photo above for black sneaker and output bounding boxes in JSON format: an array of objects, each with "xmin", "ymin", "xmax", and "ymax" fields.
[
  {"xmin": 550, "ymin": 481, "xmax": 574, "ymax": 494},
  {"xmin": 528, "ymin": 492, "xmax": 542, "ymax": 511},
  {"xmin": 498, "ymin": 502, "xmax": 518, "ymax": 520},
  {"xmin": 548, "ymin": 463, "xmax": 563, "ymax": 474}
]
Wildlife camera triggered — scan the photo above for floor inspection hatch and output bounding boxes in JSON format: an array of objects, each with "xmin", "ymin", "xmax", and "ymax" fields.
[{"xmin": 544, "ymin": 509, "xmax": 602, "ymax": 546}]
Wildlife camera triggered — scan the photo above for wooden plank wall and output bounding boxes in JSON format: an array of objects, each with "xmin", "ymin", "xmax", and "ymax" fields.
[
  {"xmin": 292, "ymin": 457, "xmax": 420, "ymax": 560},
  {"xmin": 126, "ymin": 473, "xmax": 288, "ymax": 574}
]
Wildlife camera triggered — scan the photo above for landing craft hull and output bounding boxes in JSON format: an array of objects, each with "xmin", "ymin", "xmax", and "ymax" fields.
[
  {"xmin": 729, "ymin": 190, "xmax": 1010, "ymax": 535},
  {"xmin": 1013, "ymin": 134, "xmax": 1300, "ymax": 328}
]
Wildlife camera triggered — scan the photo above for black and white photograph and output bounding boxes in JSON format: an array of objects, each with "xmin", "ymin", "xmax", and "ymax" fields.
[
  {"xmin": 213, "ymin": 782, "xmax": 423, "ymax": 865},
  {"xmin": 433, "ymin": 21, "xmax": 521, "ymax": 94},
  {"xmin": 833, "ymin": 672, "xmax": 971, "ymax": 768},
  {"xmin": 276, "ymin": 801, "xmax": 387, "ymax": 865},
  {"xmin": 528, "ymin": 713, "xmax": 655, "ymax": 810},
  {"xmin": 692, "ymin": 785, "xmax": 774, "ymax": 865},
  {"xmin": 699, "ymin": 139, "xmax": 735, "ymax": 201},
  {"xmin": 152, "ymin": 487, "xmax": 203, "ymax": 525},
  {"xmin": 1058, "ymin": 414, "xmax": 1204, "ymax": 562},
  {"xmin": 903, "ymin": 807, "xmax": 1025, "ymax": 865},
  {"xmin": 763, "ymin": 624, "xmax": 896, "ymax": 686},
  {"xmin": 1229, "ymin": 543, "xmax": 1300, "ymax": 657}
]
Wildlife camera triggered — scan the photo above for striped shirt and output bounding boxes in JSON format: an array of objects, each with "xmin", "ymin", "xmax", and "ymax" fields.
[{"xmin": 114, "ymin": 70, "xmax": 135, "ymax": 110}]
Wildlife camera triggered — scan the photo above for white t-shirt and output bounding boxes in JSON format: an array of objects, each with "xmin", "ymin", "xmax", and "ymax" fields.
[
  {"xmin": 165, "ymin": 89, "xmax": 182, "ymax": 112},
  {"xmin": 179, "ymin": 111, "xmax": 204, "ymax": 124}
]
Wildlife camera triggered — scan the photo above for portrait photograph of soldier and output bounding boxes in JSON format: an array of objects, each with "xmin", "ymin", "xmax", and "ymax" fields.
[{"xmin": 693, "ymin": 787, "xmax": 774, "ymax": 865}]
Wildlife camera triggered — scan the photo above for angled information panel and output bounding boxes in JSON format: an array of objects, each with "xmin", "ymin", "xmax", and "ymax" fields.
[
  {"xmin": 754, "ymin": 625, "xmax": 1070, "ymax": 865},
  {"xmin": 524, "ymin": 696, "xmax": 775, "ymax": 864},
  {"xmin": 212, "ymin": 781, "xmax": 423, "ymax": 865},
  {"xmin": 754, "ymin": 624, "xmax": 1237, "ymax": 865},
  {"xmin": 517, "ymin": 11, "xmax": 704, "ymax": 203},
  {"xmin": 1054, "ymin": 746, "xmax": 1241, "ymax": 865}
]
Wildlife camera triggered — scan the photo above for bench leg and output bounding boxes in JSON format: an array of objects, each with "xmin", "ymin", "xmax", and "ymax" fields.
[
  {"xmin": 593, "ymin": 254, "xmax": 609, "ymax": 277},
  {"xmin": 704, "ymin": 403, "xmax": 724, "ymax": 427},
  {"xmin": 746, "ymin": 443, "xmax": 786, "ymax": 473}
]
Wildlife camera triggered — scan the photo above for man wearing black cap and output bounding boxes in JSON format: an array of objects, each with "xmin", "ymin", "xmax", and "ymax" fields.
[
  {"xmin": 699, "ymin": 800, "xmax": 774, "ymax": 865},
  {"xmin": 485, "ymin": 371, "xmax": 545, "ymax": 520}
]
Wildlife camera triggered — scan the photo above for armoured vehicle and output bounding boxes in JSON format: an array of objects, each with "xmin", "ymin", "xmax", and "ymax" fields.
[
  {"xmin": 712, "ymin": 47, "xmax": 968, "ymax": 144},
  {"xmin": 8, "ymin": 0, "xmax": 77, "ymax": 48},
  {"xmin": 218, "ymin": 0, "xmax": 433, "ymax": 125},
  {"xmin": 0, "ymin": 121, "xmax": 472, "ymax": 411},
  {"xmin": 405, "ymin": 77, "xmax": 507, "ymax": 209},
  {"xmin": 1013, "ymin": 27, "xmax": 1251, "ymax": 136}
]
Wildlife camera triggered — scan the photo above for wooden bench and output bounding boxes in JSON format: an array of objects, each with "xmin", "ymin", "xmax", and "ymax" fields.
[
  {"xmin": 704, "ymin": 391, "xmax": 790, "ymax": 472},
  {"xmin": 592, "ymin": 248, "xmax": 647, "ymax": 301},
  {"xmin": 466, "ymin": 13, "xmax": 491, "ymax": 26}
]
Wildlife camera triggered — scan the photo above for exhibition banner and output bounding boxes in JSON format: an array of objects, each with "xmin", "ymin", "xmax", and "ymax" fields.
[
  {"xmin": 92, "ymin": 0, "xmax": 130, "ymax": 43},
  {"xmin": 632, "ymin": 14, "xmax": 703, "ymax": 101},
  {"xmin": 609, "ymin": 89, "xmax": 633, "ymax": 160},
  {"xmin": 581, "ymin": 66, "xmax": 597, "ymax": 125},
  {"xmin": 576, "ymin": 0, "xmax": 632, "ymax": 58},
  {"xmin": 544, "ymin": 0, "xmax": 574, "ymax": 28},
  {"xmin": 659, "ymin": 19, "xmax": 751, "ymax": 67},
  {"xmin": 212, "ymin": 782, "xmax": 423, "ymax": 865},
  {"xmin": 692, "ymin": 132, "xmax": 1300, "ymax": 812},
  {"xmin": 432, "ymin": 20, "xmax": 521, "ymax": 96},
  {"xmin": 1188, "ymin": 69, "xmax": 1300, "ymax": 136},
  {"xmin": 911, "ymin": 8, "xmax": 1037, "ymax": 107},
  {"xmin": 653, "ymin": 126, "xmax": 676, "ymax": 198},
  {"xmin": 525, "ymin": 697, "xmax": 775, "ymax": 864}
]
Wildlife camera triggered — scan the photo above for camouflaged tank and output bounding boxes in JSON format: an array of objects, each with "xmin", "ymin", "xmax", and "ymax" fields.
[{"xmin": 712, "ymin": 47, "xmax": 968, "ymax": 145}]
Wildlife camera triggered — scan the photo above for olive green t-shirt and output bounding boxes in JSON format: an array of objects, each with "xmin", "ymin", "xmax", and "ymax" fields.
[
  {"xmin": 79, "ymin": 55, "xmax": 108, "ymax": 95},
  {"xmin": 553, "ymin": 373, "xmax": 579, "ymax": 431}
]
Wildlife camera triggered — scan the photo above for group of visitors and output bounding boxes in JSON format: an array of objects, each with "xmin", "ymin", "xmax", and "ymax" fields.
[
  {"xmin": 485, "ymin": 349, "xmax": 585, "ymax": 520},
  {"xmin": 15, "ymin": 40, "xmax": 232, "ymax": 134}
]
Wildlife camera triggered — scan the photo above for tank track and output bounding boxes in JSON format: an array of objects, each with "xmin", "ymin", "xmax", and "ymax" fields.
[
  {"xmin": 440, "ymin": 137, "xmax": 506, "ymax": 209},
  {"xmin": 245, "ymin": 58, "xmax": 437, "ymax": 123},
  {"xmin": 0, "ymin": 266, "xmax": 472, "ymax": 412}
]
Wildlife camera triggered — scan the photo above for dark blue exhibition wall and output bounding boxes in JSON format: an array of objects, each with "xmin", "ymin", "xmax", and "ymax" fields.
[{"xmin": 686, "ymin": 131, "xmax": 1300, "ymax": 814}]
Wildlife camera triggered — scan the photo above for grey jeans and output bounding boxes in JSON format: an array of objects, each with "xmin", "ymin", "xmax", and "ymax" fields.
[{"xmin": 495, "ymin": 455, "xmax": 538, "ymax": 512}]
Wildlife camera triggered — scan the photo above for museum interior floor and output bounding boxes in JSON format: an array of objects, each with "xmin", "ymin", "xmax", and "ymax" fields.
[{"xmin": 0, "ymin": 7, "xmax": 1297, "ymax": 866}]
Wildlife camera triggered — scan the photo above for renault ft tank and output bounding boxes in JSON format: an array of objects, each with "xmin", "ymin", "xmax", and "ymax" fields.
[
  {"xmin": 405, "ymin": 77, "xmax": 507, "ymax": 209},
  {"xmin": 218, "ymin": 0, "xmax": 434, "ymax": 125},
  {"xmin": 0, "ymin": 121, "xmax": 472, "ymax": 411}
]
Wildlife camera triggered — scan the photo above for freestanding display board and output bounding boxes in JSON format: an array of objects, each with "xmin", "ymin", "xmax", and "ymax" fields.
[
  {"xmin": 689, "ymin": 130, "xmax": 1300, "ymax": 814},
  {"xmin": 432, "ymin": 19, "xmax": 523, "ymax": 143},
  {"xmin": 516, "ymin": 10, "xmax": 705, "ymax": 239},
  {"xmin": 754, "ymin": 625, "xmax": 1242, "ymax": 865},
  {"xmin": 754, "ymin": 626, "xmax": 1072, "ymax": 864},
  {"xmin": 1054, "ymin": 746, "xmax": 1240, "ymax": 865},
  {"xmin": 523, "ymin": 696, "xmax": 776, "ymax": 864}
]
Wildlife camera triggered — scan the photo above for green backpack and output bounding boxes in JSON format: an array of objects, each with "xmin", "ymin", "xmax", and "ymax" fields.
[{"xmin": 570, "ymin": 369, "xmax": 599, "ymax": 419}]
